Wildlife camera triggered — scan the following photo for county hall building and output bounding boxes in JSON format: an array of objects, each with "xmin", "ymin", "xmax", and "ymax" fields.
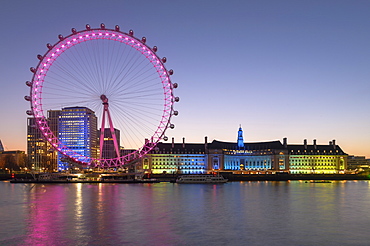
[{"xmin": 140, "ymin": 127, "xmax": 347, "ymax": 174}]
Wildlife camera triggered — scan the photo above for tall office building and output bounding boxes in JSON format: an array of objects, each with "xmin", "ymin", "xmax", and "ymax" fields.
[
  {"xmin": 47, "ymin": 110, "xmax": 61, "ymax": 171},
  {"xmin": 98, "ymin": 128, "xmax": 120, "ymax": 159},
  {"xmin": 27, "ymin": 117, "xmax": 48, "ymax": 171},
  {"xmin": 27, "ymin": 110, "xmax": 61, "ymax": 171},
  {"xmin": 57, "ymin": 107, "xmax": 98, "ymax": 170}
]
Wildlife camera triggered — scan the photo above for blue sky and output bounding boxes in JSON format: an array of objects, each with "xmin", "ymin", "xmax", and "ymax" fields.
[{"xmin": 0, "ymin": 0, "xmax": 369, "ymax": 157}]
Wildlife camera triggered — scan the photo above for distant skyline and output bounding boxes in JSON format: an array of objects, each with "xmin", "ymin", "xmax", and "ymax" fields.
[{"xmin": 0, "ymin": 0, "xmax": 369, "ymax": 157}]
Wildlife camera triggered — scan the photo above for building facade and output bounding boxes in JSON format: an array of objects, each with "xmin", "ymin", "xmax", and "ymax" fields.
[
  {"xmin": 347, "ymin": 155, "xmax": 370, "ymax": 172},
  {"xmin": 142, "ymin": 138, "xmax": 207, "ymax": 174},
  {"xmin": 58, "ymin": 107, "xmax": 98, "ymax": 170},
  {"xmin": 140, "ymin": 128, "xmax": 348, "ymax": 174},
  {"xmin": 98, "ymin": 128, "xmax": 120, "ymax": 159},
  {"xmin": 27, "ymin": 117, "xmax": 50, "ymax": 171},
  {"xmin": 0, "ymin": 150, "xmax": 27, "ymax": 171},
  {"xmin": 287, "ymin": 139, "xmax": 347, "ymax": 174}
]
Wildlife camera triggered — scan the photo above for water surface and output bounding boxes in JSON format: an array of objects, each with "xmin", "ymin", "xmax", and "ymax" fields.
[{"xmin": 1, "ymin": 181, "xmax": 370, "ymax": 245}]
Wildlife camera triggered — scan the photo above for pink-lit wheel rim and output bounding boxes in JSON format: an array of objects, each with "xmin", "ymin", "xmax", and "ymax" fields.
[{"xmin": 27, "ymin": 24, "xmax": 178, "ymax": 168}]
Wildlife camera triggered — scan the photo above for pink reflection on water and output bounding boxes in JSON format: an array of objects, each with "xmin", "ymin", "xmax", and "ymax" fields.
[
  {"xmin": 18, "ymin": 183, "xmax": 183, "ymax": 245},
  {"xmin": 23, "ymin": 185, "xmax": 71, "ymax": 245}
]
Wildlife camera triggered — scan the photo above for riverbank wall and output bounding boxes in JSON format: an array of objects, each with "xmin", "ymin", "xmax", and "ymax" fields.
[
  {"xmin": 2, "ymin": 173, "xmax": 369, "ymax": 182},
  {"xmin": 151, "ymin": 173, "xmax": 370, "ymax": 182}
]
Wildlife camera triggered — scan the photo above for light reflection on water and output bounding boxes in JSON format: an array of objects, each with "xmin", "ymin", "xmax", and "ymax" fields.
[{"xmin": 1, "ymin": 181, "xmax": 370, "ymax": 246}]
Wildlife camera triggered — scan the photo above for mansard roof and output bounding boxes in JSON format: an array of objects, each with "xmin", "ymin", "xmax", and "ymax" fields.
[
  {"xmin": 287, "ymin": 144, "xmax": 346, "ymax": 155},
  {"xmin": 150, "ymin": 140, "xmax": 347, "ymax": 155},
  {"xmin": 152, "ymin": 142, "xmax": 206, "ymax": 153},
  {"xmin": 208, "ymin": 140, "xmax": 284, "ymax": 150}
]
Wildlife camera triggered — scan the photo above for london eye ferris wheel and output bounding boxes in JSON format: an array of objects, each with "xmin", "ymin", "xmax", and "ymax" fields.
[{"xmin": 25, "ymin": 23, "xmax": 179, "ymax": 168}]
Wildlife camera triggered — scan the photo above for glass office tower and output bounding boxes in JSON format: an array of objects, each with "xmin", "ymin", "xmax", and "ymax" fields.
[{"xmin": 58, "ymin": 107, "xmax": 97, "ymax": 170}]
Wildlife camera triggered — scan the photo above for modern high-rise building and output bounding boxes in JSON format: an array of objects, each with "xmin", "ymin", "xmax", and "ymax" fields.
[
  {"xmin": 27, "ymin": 117, "xmax": 49, "ymax": 171},
  {"xmin": 58, "ymin": 107, "xmax": 98, "ymax": 170},
  {"xmin": 27, "ymin": 110, "xmax": 61, "ymax": 171},
  {"xmin": 47, "ymin": 110, "xmax": 61, "ymax": 170},
  {"xmin": 98, "ymin": 128, "xmax": 120, "ymax": 159}
]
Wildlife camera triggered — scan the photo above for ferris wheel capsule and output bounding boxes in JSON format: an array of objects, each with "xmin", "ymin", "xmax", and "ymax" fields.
[
  {"xmin": 24, "ymin": 96, "xmax": 31, "ymax": 101},
  {"xmin": 152, "ymin": 46, "xmax": 158, "ymax": 52},
  {"xmin": 141, "ymin": 37, "xmax": 146, "ymax": 43},
  {"xmin": 174, "ymin": 97, "xmax": 180, "ymax": 102},
  {"xmin": 173, "ymin": 111, "xmax": 178, "ymax": 116},
  {"xmin": 163, "ymin": 136, "xmax": 168, "ymax": 141},
  {"xmin": 168, "ymin": 69, "xmax": 174, "ymax": 75},
  {"xmin": 100, "ymin": 23, "xmax": 105, "ymax": 29},
  {"xmin": 71, "ymin": 28, "xmax": 77, "ymax": 34},
  {"xmin": 30, "ymin": 67, "xmax": 36, "ymax": 73},
  {"xmin": 86, "ymin": 24, "xmax": 91, "ymax": 30},
  {"xmin": 170, "ymin": 124, "xmax": 175, "ymax": 129},
  {"xmin": 115, "ymin": 25, "xmax": 120, "ymax": 31},
  {"xmin": 162, "ymin": 57, "xmax": 167, "ymax": 63},
  {"xmin": 129, "ymin": 29, "xmax": 134, "ymax": 36},
  {"xmin": 58, "ymin": 34, "xmax": 64, "ymax": 41},
  {"xmin": 173, "ymin": 83, "xmax": 178, "ymax": 88},
  {"xmin": 37, "ymin": 54, "xmax": 43, "ymax": 60},
  {"xmin": 47, "ymin": 43, "xmax": 53, "ymax": 50},
  {"xmin": 26, "ymin": 110, "xmax": 33, "ymax": 116},
  {"xmin": 26, "ymin": 81, "xmax": 32, "ymax": 87}
]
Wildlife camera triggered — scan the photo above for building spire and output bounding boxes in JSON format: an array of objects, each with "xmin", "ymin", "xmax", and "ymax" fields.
[{"xmin": 237, "ymin": 125, "xmax": 244, "ymax": 149}]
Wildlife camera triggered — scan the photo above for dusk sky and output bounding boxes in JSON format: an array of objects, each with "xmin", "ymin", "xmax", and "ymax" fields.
[{"xmin": 1, "ymin": 0, "xmax": 369, "ymax": 157}]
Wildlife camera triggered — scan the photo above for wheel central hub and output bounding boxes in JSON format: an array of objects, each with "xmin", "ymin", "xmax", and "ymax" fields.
[{"xmin": 100, "ymin": 94, "xmax": 108, "ymax": 104}]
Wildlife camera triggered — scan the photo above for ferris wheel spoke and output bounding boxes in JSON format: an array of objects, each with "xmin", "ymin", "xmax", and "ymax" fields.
[
  {"xmin": 122, "ymin": 61, "xmax": 155, "ymax": 87},
  {"xmin": 110, "ymin": 104, "xmax": 162, "ymax": 127},
  {"xmin": 42, "ymin": 80, "xmax": 98, "ymax": 98},
  {"xmin": 64, "ymin": 43, "xmax": 102, "ymax": 90},
  {"xmin": 112, "ymin": 104, "xmax": 160, "ymax": 133},
  {"xmin": 113, "ymin": 51, "xmax": 146, "ymax": 89},
  {"xmin": 107, "ymin": 41, "xmax": 128, "ymax": 90},
  {"xmin": 46, "ymin": 66, "xmax": 99, "ymax": 96},
  {"xmin": 108, "ymin": 57, "xmax": 153, "ymax": 94},
  {"xmin": 111, "ymin": 99, "xmax": 163, "ymax": 112},
  {"xmin": 112, "ymin": 74, "xmax": 159, "ymax": 95},
  {"xmin": 107, "ymin": 46, "xmax": 134, "ymax": 93},
  {"xmin": 103, "ymin": 40, "xmax": 123, "ymax": 93},
  {"xmin": 114, "ymin": 109, "xmax": 156, "ymax": 147},
  {"xmin": 49, "ymin": 48, "xmax": 98, "ymax": 89}
]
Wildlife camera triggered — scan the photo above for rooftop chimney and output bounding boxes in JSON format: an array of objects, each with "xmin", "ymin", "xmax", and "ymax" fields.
[
  {"xmin": 182, "ymin": 137, "xmax": 185, "ymax": 148},
  {"xmin": 172, "ymin": 137, "xmax": 174, "ymax": 148},
  {"xmin": 313, "ymin": 139, "xmax": 317, "ymax": 149},
  {"xmin": 205, "ymin": 136, "xmax": 208, "ymax": 150},
  {"xmin": 304, "ymin": 139, "xmax": 307, "ymax": 149},
  {"xmin": 283, "ymin": 137, "xmax": 287, "ymax": 148},
  {"xmin": 332, "ymin": 139, "xmax": 336, "ymax": 150}
]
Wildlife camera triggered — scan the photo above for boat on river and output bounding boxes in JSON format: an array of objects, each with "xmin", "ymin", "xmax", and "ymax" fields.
[
  {"xmin": 309, "ymin": 180, "xmax": 332, "ymax": 183},
  {"xmin": 175, "ymin": 174, "xmax": 228, "ymax": 184}
]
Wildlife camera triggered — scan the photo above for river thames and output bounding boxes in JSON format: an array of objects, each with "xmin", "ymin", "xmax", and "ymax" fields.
[{"xmin": 1, "ymin": 180, "xmax": 370, "ymax": 246}]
